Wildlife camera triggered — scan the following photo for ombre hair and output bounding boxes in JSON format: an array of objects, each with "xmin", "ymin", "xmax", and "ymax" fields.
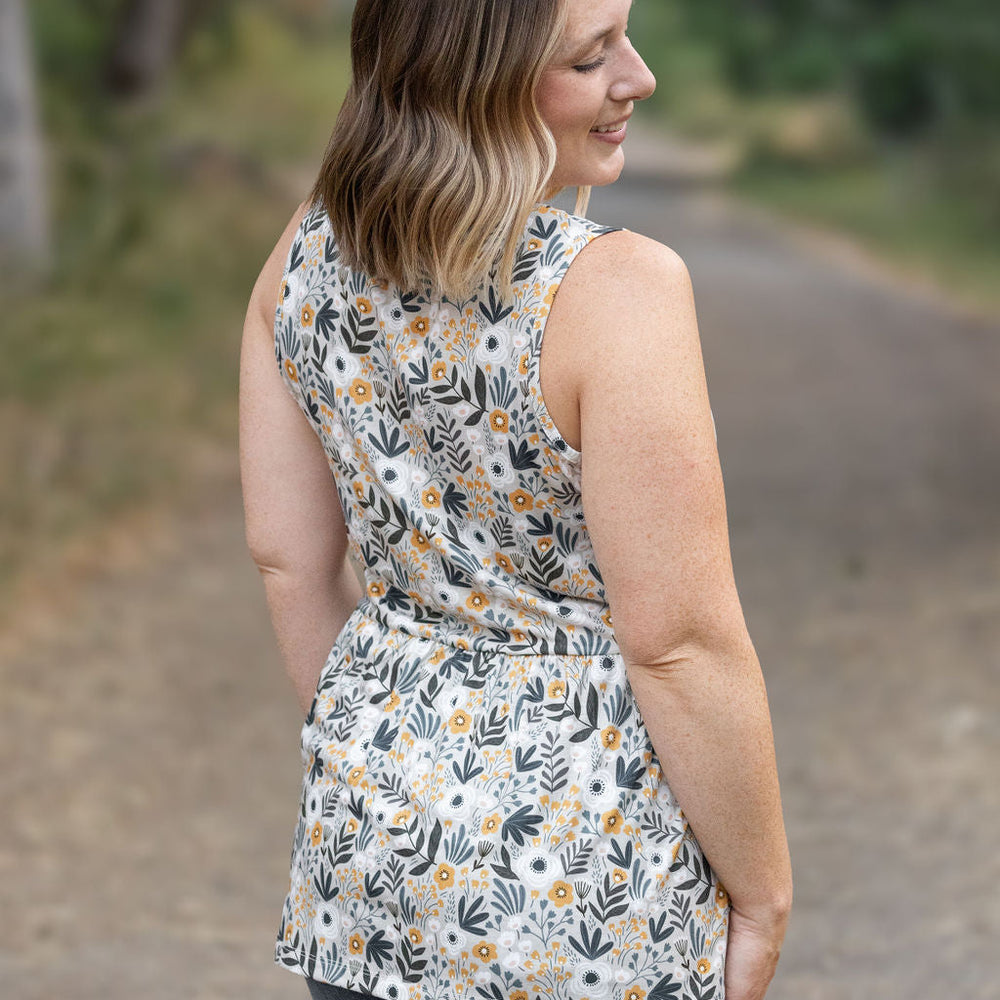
[{"xmin": 309, "ymin": 0, "xmax": 574, "ymax": 300}]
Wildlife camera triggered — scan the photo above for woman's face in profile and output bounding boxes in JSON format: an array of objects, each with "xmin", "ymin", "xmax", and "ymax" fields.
[{"xmin": 536, "ymin": 0, "xmax": 656, "ymax": 192}]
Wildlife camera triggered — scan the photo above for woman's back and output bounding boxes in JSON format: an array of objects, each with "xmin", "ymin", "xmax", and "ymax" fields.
[
  {"xmin": 270, "ymin": 200, "xmax": 731, "ymax": 998},
  {"xmin": 275, "ymin": 201, "xmax": 620, "ymax": 656}
]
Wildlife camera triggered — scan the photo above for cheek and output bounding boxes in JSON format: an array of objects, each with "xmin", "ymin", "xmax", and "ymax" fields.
[{"xmin": 537, "ymin": 77, "xmax": 590, "ymax": 140}]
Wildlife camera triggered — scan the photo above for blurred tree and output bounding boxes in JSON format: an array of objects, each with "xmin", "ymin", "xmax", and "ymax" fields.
[
  {"xmin": 0, "ymin": 0, "xmax": 51, "ymax": 276},
  {"xmin": 106, "ymin": 0, "xmax": 229, "ymax": 99}
]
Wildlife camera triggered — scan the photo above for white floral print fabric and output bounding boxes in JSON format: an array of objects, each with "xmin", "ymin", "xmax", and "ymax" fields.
[{"xmin": 273, "ymin": 203, "xmax": 729, "ymax": 1000}]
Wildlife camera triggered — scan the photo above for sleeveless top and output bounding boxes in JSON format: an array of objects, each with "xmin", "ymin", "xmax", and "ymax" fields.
[{"xmin": 272, "ymin": 203, "xmax": 729, "ymax": 1000}]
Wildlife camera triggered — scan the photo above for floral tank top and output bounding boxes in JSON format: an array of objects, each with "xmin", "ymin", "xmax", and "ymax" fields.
[{"xmin": 272, "ymin": 202, "xmax": 729, "ymax": 1000}]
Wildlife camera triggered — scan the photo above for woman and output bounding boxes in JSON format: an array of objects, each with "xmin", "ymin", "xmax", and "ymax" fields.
[{"xmin": 240, "ymin": 1, "xmax": 792, "ymax": 999}]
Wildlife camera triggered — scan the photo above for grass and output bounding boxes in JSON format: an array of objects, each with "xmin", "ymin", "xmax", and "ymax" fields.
[
  {"xmin": 731, "ymin": 151, "xmax": 1000, "ymax": 316},
  {"xmin": 0, "ymin": 4, "xmax": 350, "ymax": 616}
]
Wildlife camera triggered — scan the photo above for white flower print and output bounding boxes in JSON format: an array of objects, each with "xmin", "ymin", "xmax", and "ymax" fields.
[
  {"xmin": 496, "ymin": 929, "xmax": 518, "ymax": 950},
  {"xmin": 593, "ymin": 654, "xmax": 625, "ymax": 686},
  {"xmin": 377, "ymin": 974, "xmax": 407, "ymax": 1000},
  {"xmin": 582, "ymin": 768, "xmax": 618, "ymax": 810},
  {"xmin": 515, "ymin": 846, "xmax": 558, "ymax": 889},
  {"xmin": 476, "ymin": 325, "xmax": 508, "ymax": 364},
  {"xmin": 572, "ymin": 961, "xmax": 615, "ymax": 999},
  {"xmin": 313, "ymin": 902, "xmax": 344, "ymax": 941},
  {"xmin": 500, "ymin": 950, "xmax": 522, "ymax": 972},
  {"xmin": 484, "ymin": 451, "xmax": 515, "ymax": 488},
  {"xmin": 643, "ymin": 845, "xmax": 671, "ymax": 875},
  {"xmin": 437, "ymin": 782, "xmax": 476, "ymax": 823},
  {"xmin": 383, "ymin": 301, "xmax": 409, "ymax": 337},
  {"xmin": 441, "ymin": 924, "xmax": 467, "ymax": 957},
  {"xmin": 376, "ymin": 458, "xmax": 407, "ymax": 495}
]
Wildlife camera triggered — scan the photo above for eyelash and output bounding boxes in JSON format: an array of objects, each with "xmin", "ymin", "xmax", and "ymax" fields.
[{"xmin": 574, "ymin": 57, "xmax": 606, "ymax": 74}]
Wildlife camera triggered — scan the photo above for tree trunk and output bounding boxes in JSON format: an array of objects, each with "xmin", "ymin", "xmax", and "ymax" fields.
[
  {"xmin": 105, "ymin": 0, "xmax": 189, "ymax": 99},
  {"xmin": 0, "ymin": 0, "xmax": 51, "ymax": 278}
]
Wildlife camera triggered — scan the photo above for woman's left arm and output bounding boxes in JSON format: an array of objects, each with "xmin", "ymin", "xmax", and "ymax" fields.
[{"xmin": 239, "ymin": 203, "xmax": 364, "ymax": 715}]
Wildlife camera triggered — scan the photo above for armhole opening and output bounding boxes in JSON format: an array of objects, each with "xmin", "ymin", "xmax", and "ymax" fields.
[{"xmin": 530, "ymin": 224, "xmax": 622, "ymax": 469}]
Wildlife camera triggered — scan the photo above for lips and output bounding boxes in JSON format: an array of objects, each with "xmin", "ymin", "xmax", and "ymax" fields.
[{"xmin": 590, "ymin": 119, "xmax": 628, "ymax": 134}]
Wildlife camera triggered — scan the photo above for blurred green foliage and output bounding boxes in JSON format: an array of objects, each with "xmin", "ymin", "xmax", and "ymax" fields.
[
  {"xmin": 1, "ymin": 1, "xmax": 350, "ymax": 609},
  {"xmin": 631, "ymin": 0, "xmax": 1000, "ymax": 302}
]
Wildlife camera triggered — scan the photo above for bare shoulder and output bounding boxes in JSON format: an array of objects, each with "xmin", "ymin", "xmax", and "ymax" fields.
[
  {"xmin": 573, "ymin": 227, "xmax": 689, "ymax": 285},
  {"xmin": 554, "ymin": 228, "xmax": 698, "ymax": 368}
]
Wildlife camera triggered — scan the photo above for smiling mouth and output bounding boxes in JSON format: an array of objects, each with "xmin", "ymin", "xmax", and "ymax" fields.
[{"xmin": 590, "ymin": 120, "xmax": 628, "ymax": 134}]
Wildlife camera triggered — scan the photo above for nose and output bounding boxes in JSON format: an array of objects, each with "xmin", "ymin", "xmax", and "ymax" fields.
[{"xmin": 610, "ymin": 39, "xmax": 656, "ymax": 104}]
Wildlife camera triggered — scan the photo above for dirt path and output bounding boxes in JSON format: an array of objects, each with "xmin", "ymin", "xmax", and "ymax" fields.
[{"xmin": 3, "ymin": 155, "xmax": 999, "ymax": 998}]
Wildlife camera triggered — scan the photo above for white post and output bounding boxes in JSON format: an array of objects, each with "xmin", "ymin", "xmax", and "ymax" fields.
[{"xmin": 0, "ymin": 0, "xmax": 51, "ymax": 278}]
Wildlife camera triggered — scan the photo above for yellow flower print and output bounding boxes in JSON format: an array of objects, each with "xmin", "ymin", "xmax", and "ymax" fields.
[
  {"xmin": 481, "ymin": 813, "xmax": 501, "ymax": 835},
  {"xmin": 301, "ymin": 303, "xmax": 315, "ymax": 326},
  {"xmin": 393, "ymin": 809, "xmax": 411, "ymax": 825},
  {"xmin": 509, "ymin": 488, "xmax": 534, "ymax": 513},
  {"xmin": 716, "ymin": 884, "xmax": 729, "ymax": 906},
  {"xmin": 422, "ymin": 486, "xmax": 441, "ymax": 508},
  {"xmin": 511, "ymin": 992, "xmax": 529, "ymax": 1000},
  {"xmin": 356, "ymin": 296, "xmax": 373, "ymax": 314},
  {"xmin": 518, "ymin": 354, "xmax": 529, "ymax": 375},
  {"xmin": 310, "ymin": 821, "xmax": 323, "ymax": 847},
  {"xmin": 347, "ymin": 765, "xmax": 366, "ymax": 786},
  {"xmin": 527, "ymin": 238, "xmax": 542, "ymax": 252},
  {"xmin": 409, "ymin": 927, "xmax": 423, "ymax": 945},
  {"xmin": 489, "ymin": 409, "xmax": 509, "ymax": 433},
  {"xmin": 466, "ymin": 591, "xmax": 489, "ymax": 612},
  {"xmin": 548, "ymin": 880, "xmax": 574, "ymax": 907},
  {"xmin": 432, "ymin": 360, "xmax": 447, "ymax": 381},
  {"xmin": 283, "ymin": 359, "xmax": 299, "ymax": 383},
  {"xmin": 495, "ymin": 552, "xmax": 515, "ymax": 574},
  {"xmin": 353, "ymin": 481, "xmax": 365, "ymax": 500},
  {"xmin": 349, "ymin": 933, "xmax": 365, "ymax": 955},
  {"xmin": 601, "ymin": 808, "xmax": 624, "ymax": 834},
  {"xmin": 412, "ymin": 529, "xmax": 431, "ymax": 552},
  {"xmin": 697, "ymin": 959, "xmax": 712, "ymax": 975},
  {"xmin": 410, "ymin": 316, "xmax": 430, "ymax": 336},
  {"xmin": 349, "ymin": 378, "xmax": 372, "ymax": 404},
  {"xmin": 600, "ymin": 725, "xmax": 622, "ymax": 750},
  {"xmin": 368, "ymin": 581, "xmax": 386, "ymax": 599},
  {"xmin": 386, "ymin": 690, "xmax": 400, "ymax": 711},
  {"xmin": 537, "ymin": 536, "xmax": 553, "ymax": 552},
  {"xmin": 547, "ymin": 679, "xmax": 566, "ymax": 698},
  {"xmin": 544, "ymin": 286, "xmax": 558, "ymax": 307},
  {"xmin": 433, "ymin": 862, "xmax": 455, "ymax": 888},
  {"xmin": 473, "ymin": 941, "xmax": 498, "ymax": 962},
  {"xmin": 623, "ymin": 987, "xmax": 646, "ymax": 1000},
  {"xmin": 448, "ymin": 708, "xmax": 472, "ymax": 734},
  {"xmin": 612, "ymin": 867, "xmax": 628, "ymax": 884}
]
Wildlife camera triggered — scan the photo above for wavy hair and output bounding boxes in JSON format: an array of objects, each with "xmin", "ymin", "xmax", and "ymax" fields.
[{"xmin": 309, "ymin": 0, "xmax": 569, "ymax": 299}]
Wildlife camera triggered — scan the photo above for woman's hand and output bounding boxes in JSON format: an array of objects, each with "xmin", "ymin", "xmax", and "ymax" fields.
[{"xmin": 724, "ymin": 906, "xmax": 789, "ymax": 1000}]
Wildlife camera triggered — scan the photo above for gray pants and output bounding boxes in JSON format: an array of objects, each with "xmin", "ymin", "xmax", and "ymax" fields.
[{"xmin": 305, "ymin": 980, "xmax": 371, "ymax": 1000}]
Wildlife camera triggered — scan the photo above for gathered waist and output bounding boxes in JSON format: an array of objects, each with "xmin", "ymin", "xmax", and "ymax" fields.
[{"xmin": 353, "ymin": 595, "xmax": 621, "ymax": 658}]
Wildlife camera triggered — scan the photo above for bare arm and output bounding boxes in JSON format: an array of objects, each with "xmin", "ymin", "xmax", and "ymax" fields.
[
  {"xmin": 554, "ymin": 231, "xmax": 791, "ymax": 998},
  {"xmin": 239, "ymin": 202, "xmax": 364, "ymax": 714}
]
